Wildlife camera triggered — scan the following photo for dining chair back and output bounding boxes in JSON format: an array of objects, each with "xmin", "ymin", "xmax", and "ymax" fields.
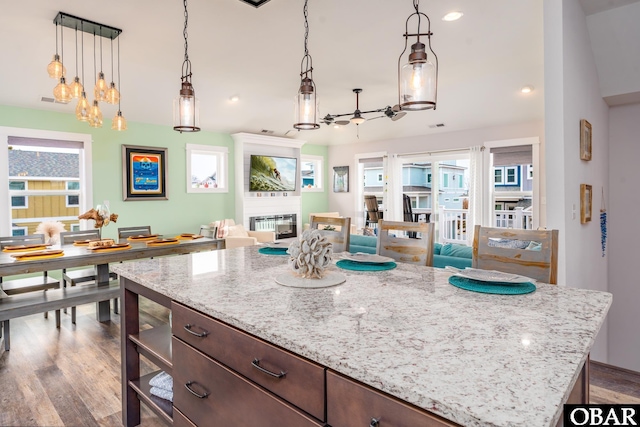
[
  {"xmin": 118, "ymin": 226, "xmax": 152, "ymax": 239},
  {"xmin": 364, "ymin": 195, "xmax": 382, "ymax": 227},
  {"xmin": 376, "ymin": 220, "xmax": 435, "ymax": 266},
  {"xmin": 309, "ymin": 215, "xmax": 351, "ymax": 254},
  {"xmin": 472, "ymin": 225, "xmax": 559, "ymax": 284},
  {"xmin": 0, "ymin": 234, "xmax": 61, "ymax": 322},
  {"xmin": 59, "ymin": 230, "xmax": 118, "ymax": 324}
]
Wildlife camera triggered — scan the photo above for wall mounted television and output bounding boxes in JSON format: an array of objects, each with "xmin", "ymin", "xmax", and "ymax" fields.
[{"xmin": 249, "ymin": 155, "xmax": 297, "ymax": 192}]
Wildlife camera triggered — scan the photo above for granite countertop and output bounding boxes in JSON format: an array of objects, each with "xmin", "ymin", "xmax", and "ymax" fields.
[{"xmin": 111, "ymin": 246, "xmax": 612, "ymax": 427}]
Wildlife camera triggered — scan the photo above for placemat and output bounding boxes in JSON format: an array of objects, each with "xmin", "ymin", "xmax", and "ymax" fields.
[
  {"xmin": 89, "ymin": 244, "xmax": 131, "ymax": 252},
  {"xmin": 336, "ymin": 260, "xmax": 397, "ymax": 271},
  {"xmin": 3, "ymin": 244, "xmax": 48, "ymax": 252},
  {"xmin": 127, "ymin": 235, "xmax": 159, "ymax": 242},
  {"xmin": 12, "ymin": 250, "xmax": 64, "ymax": 261},
  {"xmin": 258, "ymin": 247, "xmax": 289, "ymax": 256},
  {"xmin": 147, "ymin": 240, "xmax": 180, "ymax": 247},
  {"xmin": 176, "ymin": 234, "xmax": 204, "ymax": 240},
  {"xmin": 448, "ymin": 276, "xmax": 536, "ymax": 295}
]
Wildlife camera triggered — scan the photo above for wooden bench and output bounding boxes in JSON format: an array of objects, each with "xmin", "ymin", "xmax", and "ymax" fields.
[{"xmin": 0, "ymin": 282, "xmax": 120, "ymax": 351}]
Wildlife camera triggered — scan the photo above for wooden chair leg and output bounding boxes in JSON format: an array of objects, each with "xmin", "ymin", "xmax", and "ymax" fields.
[
  {"xmin": 3, "ymin": 320, "xmax": 9, "ymax": 351},
  {"xmin": 113, "ymin": 297, "xmax": 119, "ymax": 314},
  {"xmin": 55, "ymin": 310, "xmax": 61, "ymax": 328},
  {"xmin": 44, "ymin": 311, "xmax": 48, "ymax": 319},
  {"xmin": 72, "ymin": 307, "xmax": 76, "ymax": 324}
]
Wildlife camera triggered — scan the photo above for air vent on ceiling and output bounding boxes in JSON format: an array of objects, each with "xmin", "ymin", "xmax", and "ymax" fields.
[
  {"xmin": 428, "ymin": 123, "xmax": 445, "ymax": 128},
  {"xmin": 238, "ymin": 0, "xmax": 271, "ymax": 8},
  {"xmin": 260, "ymin": 129, "xmax": 275, "ymax": 135},
  {"xmin": 41, "ymin": 96, "xmax": 65, "ymax": 104}
]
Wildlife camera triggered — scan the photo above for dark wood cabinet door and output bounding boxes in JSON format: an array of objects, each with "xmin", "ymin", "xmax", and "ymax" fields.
[
  {"xmin": 173, "ymin": 408, "xmax": 197, "ymax": 427},
  {"xmin": 173, "ymin": 337, "xmax": 324, "ymax": 427},
  {"xmin": 327, "ymin": 371, "xmax": 457, "ymax": 427},
  {"xmin": 172, "ymin": 301, "xmax": 325, "ymax": 420}
]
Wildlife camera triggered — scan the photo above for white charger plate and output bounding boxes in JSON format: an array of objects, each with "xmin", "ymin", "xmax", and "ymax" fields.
[
  {"xmin": 445, "ymin": 266, "xmax": 534, "ymax": 284},
  {"xmin": 342, "ymin": 253, "xmax": 395, "ymax": 264}
]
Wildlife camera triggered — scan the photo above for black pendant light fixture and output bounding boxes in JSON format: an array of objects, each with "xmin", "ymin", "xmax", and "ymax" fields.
[
  {"xmin": 173, "ymin": 0, "xmax": 200, "ymax": 133},
  {"xmin": 293, "ymin": 0, "xmax": 319, "ymax": 130},
  {"xmin": 398, "ymin": 0, "xmax": 438, "ymax": 111}
]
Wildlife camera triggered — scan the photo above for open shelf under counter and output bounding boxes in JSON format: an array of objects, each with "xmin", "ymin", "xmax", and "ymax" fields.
[
  {"xmin": 129, "ymin": 371, "xmax": 174, "ymax": 426},
  {"xmin": 129, "ymin": 324, "xmax": 172, "ymax": 374}
]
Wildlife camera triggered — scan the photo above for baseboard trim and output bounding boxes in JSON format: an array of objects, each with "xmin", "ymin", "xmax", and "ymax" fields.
[{"xmin": 590, "ymin": 360, "xmax": 640, "ymax": 377}]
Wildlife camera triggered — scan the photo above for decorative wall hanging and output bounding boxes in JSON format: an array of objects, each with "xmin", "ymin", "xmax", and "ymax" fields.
[
  {"xmin": 333, "ymin": 166, "xmax": 349, "ymax": 193},
  {"xmin": 580, "ymin": 119, "xmax": 592, "ymax": 161},
  {"xmin": 580, "ymin": 183, "xmax": 592, "ymax": 224},
  {"xmin": 600, "ymin": 187, "xmax": 607, "ymax": 257},
  {"xmin": 122, "ymin": 145, "xmax": 168, "ymax": 201}
]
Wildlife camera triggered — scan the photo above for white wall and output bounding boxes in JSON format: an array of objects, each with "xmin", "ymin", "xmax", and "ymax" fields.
[
  {"xmin": 544, "ymin": 0, "xmax": 610, "ymax": 362},
  {"xmin": 608, "ymin": 102, "xmax": 640, "ymax": 372},
  {"xmin": 327, "ymin": 120, "xmax": 544, "ymax": 222}
]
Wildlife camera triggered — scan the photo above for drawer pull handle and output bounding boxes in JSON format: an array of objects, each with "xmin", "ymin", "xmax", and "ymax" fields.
[
  {"xmin": 185, "ymin": 381, "xmax": 209, "ymax": 399},
  {"xmin": 370, "ymin": 418, "xmax": 381, "ymax": 427},
  {"xmin": 183, "ymin": 324, "xmax": 209, "ymax": 337},
  {"xmin": 251, "ymin": 358, "xmax": 286, "ymax": 379}
]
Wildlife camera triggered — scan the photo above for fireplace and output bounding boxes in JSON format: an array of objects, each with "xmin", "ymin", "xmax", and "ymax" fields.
[{"xmin": 249, "ymin": 214, "xmax": 297, "ymax": 240}]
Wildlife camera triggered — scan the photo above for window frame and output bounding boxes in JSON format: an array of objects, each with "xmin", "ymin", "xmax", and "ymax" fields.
[
  {"xmin": 494, "ymin": 167, "xmax": 504, "ymax": 185},
  {"xmin": 9, "ymin": 180, "xmax": 28, "ymax": 209},
  {"xmin": 527, "ymin": 164, "xmax": 534, "ymax": 180},
  {"xmin": 301, "ymin": 154, "xmax": 324, "ymax": 192},
  {"xmin": 186, "ymin": 144, "xmax": 229, "ymax": 194},
  {"xmin": 66, "ymin": 180, "xmax": 80, "ymax": 207},
  {"xmin": 11, "ymin": 226, "xmax": 28, "ymax": 236},
  {"xmin": 505, "ymin": 166, "xmax": 518, "ymax": 184}
]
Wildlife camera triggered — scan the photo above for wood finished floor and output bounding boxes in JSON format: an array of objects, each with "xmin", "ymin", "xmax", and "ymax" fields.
[{"xmin": 1, "ymin": 302, "xmax": 639, "ymax": 426}]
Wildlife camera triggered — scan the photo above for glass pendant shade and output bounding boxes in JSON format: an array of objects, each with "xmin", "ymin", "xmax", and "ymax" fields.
[
  {"xmin": 88, "ymin": 100, "xmax": 103, "ymax": 128},
  {"xmin": 76, "ymin": 92, "xmax": 91, "ymax": 121},
  {"xmin": 94, "ymin": 72, "xmax": 108, "ymax": 101},
  {"xmin": 53, "ymin": 77, "xmax": 73, "ymax": 103},
  {"xmin": 105, "ymin": 82, "xmax": 120, "ymax": 104},
  {"xmin": 112, "ymin": 110, "xmax": 127, "ymax": 131},
  {"xmin": 47, "ymin": 54, "xmax": 66, "ymax": 79},
  {"xmin": 173, "ymin": 81, "xmax": 200, "ymax": 132},
  {"xmin": 294, "ymin": 77, "xmax": 319, "ymax": 130},
  {"xmin": 70, "ymin": 77, "xmax": 84, "ymax": 99},
  {"xmin": 399, "ymin": 53, "xmax": 436, "ymax": 111}
]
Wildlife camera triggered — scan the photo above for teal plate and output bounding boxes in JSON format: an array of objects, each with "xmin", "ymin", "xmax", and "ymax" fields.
[
  {"xmin": 258, "ymin": 247, "xmax": 289, "ymax": 256},
  {"xmin": 336, "ymin": 259, "xmax": 397, "ymax": 271},
  {"xmin": 448, "ymin": 276, "xmax": 536, "ymax": 295}
]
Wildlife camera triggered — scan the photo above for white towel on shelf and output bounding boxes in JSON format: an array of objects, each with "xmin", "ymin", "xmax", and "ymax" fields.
[
  {"xmin": 149, "ymin": 371, "xmax": 173, "ymax": 392},
  {"xmin": 150, "ymin": 386, "xmax": 173, "ymax": 403}
]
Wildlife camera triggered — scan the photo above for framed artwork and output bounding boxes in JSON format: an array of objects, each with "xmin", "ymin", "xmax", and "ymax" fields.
[
  {"xmin": 580, "ymin": 119, "xmax": 592, "ymax": 161},
  {"xmin": 122, "ymin": 145, "xmax": 168, "ymax": 201},
  {"xmin": 333, "ymin": 166, "xmax": 349, "ymax": 193},
  {"xmin": 580, "ymin": 184, "xmax": 592, "ymax": 224}
]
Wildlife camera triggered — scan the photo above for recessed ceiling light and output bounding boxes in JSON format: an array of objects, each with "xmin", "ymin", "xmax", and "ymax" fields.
[
  {"xmin": 229, "ymin": 95, "xmax": 240, "ymax": 102},
  {"xmin": 521, "ymin": 85, "xmax": 534, "ymax": 94},
  {"xmin": 442, "ymin": 11, "xmax": 463, "ymax": 21}
]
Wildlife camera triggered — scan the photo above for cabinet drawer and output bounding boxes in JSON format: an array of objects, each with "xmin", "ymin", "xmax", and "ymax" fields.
[
  {"xmin": 172, "ymin": 302, "xmax": 325, "ymax": 420},
  {"xmin": 173, "ymin": 408, "xmax": 196, "ymax": 427},
  {"xmin": 327, "ymin": 371, "xmax": 456, "ymax": 427},
  {"xmin": 173, "ymin": 338, "xmax": 323, "ymax": 427}
]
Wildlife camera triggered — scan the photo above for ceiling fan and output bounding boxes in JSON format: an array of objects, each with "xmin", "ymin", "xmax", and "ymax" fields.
[{"xmin": 321, "ymin": 88, "xmax": 407, "ymax": 127}]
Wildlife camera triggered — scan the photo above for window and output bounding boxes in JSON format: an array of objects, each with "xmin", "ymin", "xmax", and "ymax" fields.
[
  {"xmin": 506, "ymin": 167, "xmax": 517, "ymax": 184},
  {"xmin": 70, "ymin": 223, "xmax": 81, "ymax": 231},
  {"xmin": 427, "ymin": 173, "xmax": 432, "ymax": 183},
  {"xmin": 186, "ymin": 144, "xmax": 229, "ymax": 193},
  {"xmin": 453, "ymin": 198, "xmax": 460, "ymax": 202},
  {"xmin": 459, "ymin": 175, "xmax": 464, "ymax": 188},
  {"xmin": 11, "ymin": 226, "xmax": 27, "ymax": 236},
  {"xmin": 494, "ymin": 168, "xmax": 503, "ymax": 184},
  {"xmin": 66, "ymin": 181, "xmax": 80, "ymax": 207},
  {"xmin": 377, "ymin": 173, "xmax": 383, "ymax": 182},
  {"xmin": 9, "ymin": 180, "xmax": 27, "ymax": 209},
  {"xmin": 443, "ymin": 173, "xmax": 449, "ymax": 187},
  {"xmin": 527, "ymin": 164, "xmax": 533, "ymax": 180},
  {"xmin": 301, "ymin": 154, "xmax": 323, "ymax": 191}
]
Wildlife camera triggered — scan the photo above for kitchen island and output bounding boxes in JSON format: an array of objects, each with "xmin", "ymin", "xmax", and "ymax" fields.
[{"xmin": 113, "ymin": 246, "xmax": 611, "ymax": 427}]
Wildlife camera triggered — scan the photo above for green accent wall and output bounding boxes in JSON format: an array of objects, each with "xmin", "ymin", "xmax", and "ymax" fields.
[{"xmin": 0, "ymin": 105, "xmax": 328, "ymax": 238}]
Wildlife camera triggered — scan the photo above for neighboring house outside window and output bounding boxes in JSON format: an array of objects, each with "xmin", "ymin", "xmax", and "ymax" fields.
[{"xmin": 301, "ymin": 154, "xmax": 323, "ymax": 191}]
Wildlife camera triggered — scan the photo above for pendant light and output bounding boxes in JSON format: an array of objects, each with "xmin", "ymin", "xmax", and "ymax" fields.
[
  {"xmin": 293, "ymin": 0, "xmax": 319, "ymax": 130},
  {"xmin": 88, "ymin": 32, "xmax": 103, "ymax": 128},
  {"xmin": 47, "ymin": 21, "xmax": 66, "ymax": 79},
  {"xmin": 70, "ymin": 27, "xmax": 84, "ymax": 99},
  {"xmin": 105, "ymin": 37, "xmax": 120, "ymax": 104},
  {"xmin": 397, "ymin": 0, "xmax": 438, "ymax": 111},
  {"xmin": 173, "ymin": 0, "xmax": 200, "ymax": 132},
  {"xmin": 76, "ymin": 23, "xmax": 91, "ymax": 122},
  {"xmin": 53, "ymin": 19, "xmax": 72, "ymax": 104},
  {"xmin": 112, "ymin": 37, "xmax": 127, "ymax": 131},
  {"xmin": 94, "ymin": 28, "xmax": 108, "ymax": 102}
]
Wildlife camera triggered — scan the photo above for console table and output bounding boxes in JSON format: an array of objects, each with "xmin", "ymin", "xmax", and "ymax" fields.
[{"xmin": 115, "ymin": 246, "xmax": 611, "ymax": 427}]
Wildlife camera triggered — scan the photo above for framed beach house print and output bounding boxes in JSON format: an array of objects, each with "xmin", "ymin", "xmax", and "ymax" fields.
[
  {"xmin": 580, "ymin": 184, "xmax": 592, "ymax": 223},
  {"xmin": 580, "ymin": 119, "xmax": 592, "ymax": 161},
  {"xmin": 122, "ymin": 145, "xmax": 168, "ymax": 201}
]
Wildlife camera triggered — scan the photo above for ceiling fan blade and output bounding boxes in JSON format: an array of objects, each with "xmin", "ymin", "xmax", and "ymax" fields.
[
  {"xmin": 367, "ymin": 115, "xmax": 385, "ymax": 121},
  {"xmin": 335, "ymin": 120, "xmax": 350, "ymax": 126},
  {"xmin": 392, "ymin": 111, "xmax": 407, "ymax": 121}
]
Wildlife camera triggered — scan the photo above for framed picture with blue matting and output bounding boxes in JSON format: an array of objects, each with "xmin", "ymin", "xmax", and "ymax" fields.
[{"xmin": 122, "ymin": 145, "xmax": 168, "ymax": 201}]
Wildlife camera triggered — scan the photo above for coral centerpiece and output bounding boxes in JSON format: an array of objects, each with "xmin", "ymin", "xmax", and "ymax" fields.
[{"xmin": 287, "ymin": 229, "xmax": 333, "ymax": 279}]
